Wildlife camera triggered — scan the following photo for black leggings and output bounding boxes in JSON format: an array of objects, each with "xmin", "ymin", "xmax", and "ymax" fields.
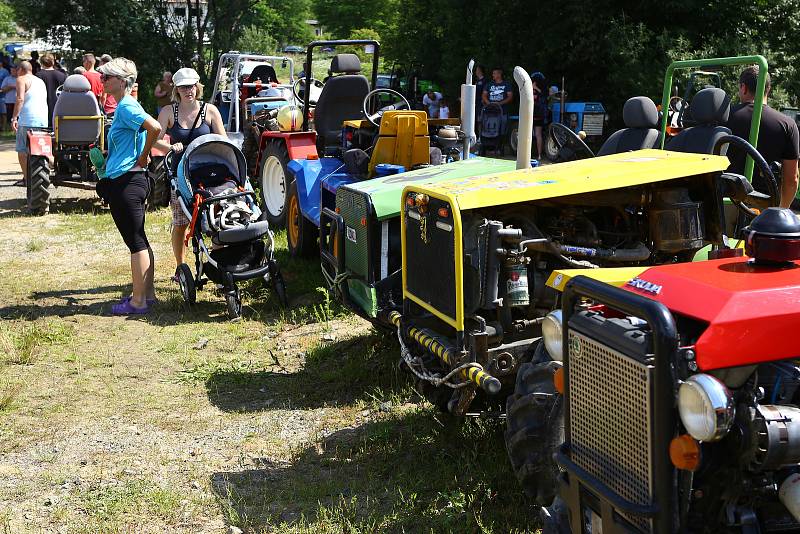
[{"xmin": 97, "ymin": 171, "xmax": 151, "ymax": 253}]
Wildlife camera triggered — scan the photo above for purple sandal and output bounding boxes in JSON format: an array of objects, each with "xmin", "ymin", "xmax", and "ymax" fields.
[
  {"xmin": 120, "ymin": 296, "xmax": 158, "ymax": 306},
  {"xmin": 111, "ymin": 299, "xmax": 151, "ymax": 315}
]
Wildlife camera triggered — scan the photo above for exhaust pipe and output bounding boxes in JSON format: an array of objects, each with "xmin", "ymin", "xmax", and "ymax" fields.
[
  {"xmin": 513, "ymin": 66, "xmax": 533, "ymax": 170},
  {"xmin": 460, "ymin": 58, "xmax": 476, "ymax": 158}
]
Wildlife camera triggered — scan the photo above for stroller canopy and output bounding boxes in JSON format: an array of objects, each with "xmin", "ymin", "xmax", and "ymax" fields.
[{"xmin": 176, "ymin": 134, "xmax": 248, "ymax": 204}]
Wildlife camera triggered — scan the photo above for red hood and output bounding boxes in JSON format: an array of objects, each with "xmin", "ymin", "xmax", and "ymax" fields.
[{"xmin": 624, "ymin": 256, "xmax": 800, "ymax": 370}]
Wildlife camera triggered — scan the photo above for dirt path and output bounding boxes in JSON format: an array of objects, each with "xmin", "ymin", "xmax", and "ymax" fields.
[{"xmin": 0, "ymin": 140, "xmax": 98, "ymax": 216}]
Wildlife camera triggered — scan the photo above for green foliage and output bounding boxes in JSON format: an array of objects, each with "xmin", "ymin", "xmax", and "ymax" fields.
[
  {"xmin": 0, "ymin": 0, "xmax": 15, "ymax": 37},
  {"xmin": 313, "ymin": 0, "xmax": 399, "ymax": 39},
  {"xmin": 235, "ymin": 26, "xmax": 278, "ymax": 56},
  {"xmin": 373, "ymin": 0, "xmax": 800, "ymax": 125},
  {"xmin": 338, "ymin": 28, "xmax": 382, "ymax": 67},
  {"xmin": 253, "ymin": 0, "xmax": 314, "ymax": 47}
]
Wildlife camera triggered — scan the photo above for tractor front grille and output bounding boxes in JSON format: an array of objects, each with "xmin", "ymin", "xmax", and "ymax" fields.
[
  {"xmin": 336, "ymin": 187, "xmax": 371, "ymax": 280},
  {"xmin": 582, "ymin": 113, "xmax": 605, "ymax": 137},
  {"xmin": 567, "ymin": 329, "xmax": 653, "ymax": 531}
]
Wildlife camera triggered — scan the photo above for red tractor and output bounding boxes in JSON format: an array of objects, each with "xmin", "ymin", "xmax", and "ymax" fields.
[{"xmin": 546, "ymin": 207, "xmax": 800, "ymax": 533}]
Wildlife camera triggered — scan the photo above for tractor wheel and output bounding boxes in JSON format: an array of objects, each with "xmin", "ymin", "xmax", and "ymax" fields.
[
  {"xmin": 259, "ymin": 140, "xmax": 292, "ymax": 228},
  {"xmin": 509, "ymin": 126, "xmax": 519, "ymax": 154},
  {"xmin": 242, "ymin": 124, "xmax": 260, "ymax": 176},
  {"xmin": 544, "ymin": 125, "xmax": 561, "ymax": 161},
  {"xmin": 147, "ymin": 156, "xmax": 170, "ymax": 209},
  {"xmin": 27, "ymin": 155, "xmax": 51, "ymax": 216},
  {"xmin": 505, "ymin": 354, "xmax": 564, "ymax": 505},
  {"xmin": 287, "ymin": 180, "xmax": 317, "ymax": 258}
]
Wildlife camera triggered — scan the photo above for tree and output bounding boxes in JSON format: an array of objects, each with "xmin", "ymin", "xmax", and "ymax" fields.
[
  {"xmin": 313, "ymin": 0, "xmax": 399, "ymax": 39},
  {"xmin": 0, "ymin": 0, "xmax": 15, "ymax": 37},
  {"xmin": 235, "ymin": 26, "xmax": 278, "ymax": 56}
]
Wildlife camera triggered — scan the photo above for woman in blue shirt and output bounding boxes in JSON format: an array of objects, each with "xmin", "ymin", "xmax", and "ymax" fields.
[{"xmin": 96, "ymin": 58, "xmax": 162, "ymax": 315}]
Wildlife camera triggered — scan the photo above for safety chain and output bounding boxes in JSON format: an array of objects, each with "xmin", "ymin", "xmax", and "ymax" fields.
[
  {"xmin": 320, "ymin": 265, "xmax": 348, "ymax": 290},
  {"xmin": 395, "ymin": 323, "xmax": 482, "ymax": 389}
]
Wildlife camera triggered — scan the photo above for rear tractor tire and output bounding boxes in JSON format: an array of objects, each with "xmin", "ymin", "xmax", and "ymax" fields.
[
  {"xmin": 505, "ymin": 355, "xmax": 564, "ymax": 505},
  {"xmin": 259, "ymin": 140, "xmax": 292, "ymax": 228},
  {"xmin": 147, "ymin": 156, "xmax": 170, "ymax": 209},
  {"xmin": 27, "ymin": 155, "xmax": 51, "ymax": 216}
]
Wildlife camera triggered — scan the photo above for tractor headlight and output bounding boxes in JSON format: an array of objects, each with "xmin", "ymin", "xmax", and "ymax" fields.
[
  {"xmin": 678, "ymin": 374, "xmax": 734, "ymax": 442},
  {"xmin": 542, "ymin": 310, "xmax": 563, "ymax": 361}
]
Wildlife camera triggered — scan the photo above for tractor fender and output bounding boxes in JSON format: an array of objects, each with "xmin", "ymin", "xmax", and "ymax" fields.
[
  {"xmin": 288, "ymin": 156, "xmax": 344, "ymax": 228},
  {"xmin": 27, "ymin": 130, "xmax": 53, "ymax": 157},
  {"xmin": 255, "ymin": 131, "xmax": 317, "ymax": 174}
]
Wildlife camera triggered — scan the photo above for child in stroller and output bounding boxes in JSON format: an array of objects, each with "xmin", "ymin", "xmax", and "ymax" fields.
[{"xmin": 171, "ymin": 133, "xmax": 287, "ymax": 318}]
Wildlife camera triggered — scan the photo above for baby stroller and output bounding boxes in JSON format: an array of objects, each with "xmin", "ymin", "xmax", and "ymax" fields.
[
  {"xmin": 172, "ymin": 133, "xmax": 288, "ymax": 318},
  {"xmin": 479, "ymin": 103, "xmax": 506, "ymax": 155}
]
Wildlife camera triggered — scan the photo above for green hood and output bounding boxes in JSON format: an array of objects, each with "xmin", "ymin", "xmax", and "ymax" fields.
[{"xmin": 344, "ymin": 158, "xmax": 518, "ymax": 220}]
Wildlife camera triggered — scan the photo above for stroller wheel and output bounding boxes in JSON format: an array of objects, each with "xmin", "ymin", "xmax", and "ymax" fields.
[
  {"xmin": 225, "ymin": 290, "xmax": 242, "ymax": 320},
  {"xmin": 177, "ymin": 263, "xmax": 196, "ymax": 306},
  {"xmin": 266, "ymin": 262, "xmax": 289, "ymax": 308}
]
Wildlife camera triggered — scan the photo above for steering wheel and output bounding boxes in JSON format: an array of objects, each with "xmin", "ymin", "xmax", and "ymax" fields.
[
  {"xmin": 361, "ymin": 88, "xmax": 410, "ymax": 128},
  {"xmin": 292, "ymin": 77, "xmax": 324, "ymax": 109},
  {"xmin": 545, "ymin": 122, "xmax": 595, "ymax": 162},
  {"xmin": 713, "ymin": 134, "xmax": 779, "ymax": 217}
]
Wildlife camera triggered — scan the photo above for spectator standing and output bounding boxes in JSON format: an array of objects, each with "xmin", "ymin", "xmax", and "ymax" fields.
[
  {"xmin": 482, "ymin": 67, "xmax": 513, "ymax": 113},
  {"xmin": 1, "ymin": 64, "xmax": 17, "ymax": 131},
  {"xmin": 82, "ymin": 53, "xmax": 104, "ymax": 103},
  {"xmin": 727, "ymin": 65, "xmax": 799, "ymax": 209},
  {"xmin": 94, "ymin": 57, "xmax": 162, "ymax": 315},
  {"xmin": 11, "ymin": 61, "xmax": 47, "ymax": 184},
  {"xmin": 99, "ymin": 54, "xmax": 117, "ymax": 116},
  {"xmin": 531, "ymin": 71, "xmax": 547, "ymax": 159},
  {"xmin": 54, "ymin": 54, "xmax": 66, "ymax": 73},
  {"xmin": 73, "ymin": 66, "xmax": 85, "ymax": 75},
  {"xmin": 474, "ymin": 64, "xmax": 487, "ymax": 116},
  {"xmin": 29, "ymin": 51, "xmax": 40, "ymax": 75},
  {"xmin": 423, "ymin": 89, "xmax": 443, "ymax": 118},
  {"xmin": 153, "ymin": 71, "xmax": 173, "ymax": 115},
  {"xmin": 0, "ymin": 59, "xmax": 9, "ymax": 86},
  {"xmin": 438, "ymin": 97, "xmax": 450, "ymax": 119},
  {"xmin": 36, "ymin": 53, "xmax": 66, "ymax": 129},
  {"xmin": 153, "ymin": 67, "xmax": 225, "ymax": 273}
]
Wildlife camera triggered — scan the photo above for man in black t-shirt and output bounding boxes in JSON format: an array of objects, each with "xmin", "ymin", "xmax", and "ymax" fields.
[
  {"xmin": 36, "ymin": 53, "xmax": 66, "ymax": 129},
  {"xmin": 482, "ymin": 66, "xmax": 513, "ymax": 114},
  {"xmin": 727, "ymin": 65, "xmax": 799, "ymax": 208}
]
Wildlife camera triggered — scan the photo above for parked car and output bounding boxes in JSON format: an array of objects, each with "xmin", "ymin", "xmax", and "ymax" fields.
[{"xmin": 283, "ymin": 45, "xmax": 304, "ymax": 53}]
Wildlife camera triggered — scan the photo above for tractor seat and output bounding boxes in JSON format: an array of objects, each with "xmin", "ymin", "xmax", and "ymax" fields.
[
  {"xmin": 665, "ymin": 87, "xmax": 731, "ymax": 154},
  {"xmin": 53, "ymin": 74, "xmax": 102, "ymax": 145},
  {"xmin": 313, "ymin": 53, "xmax": 370, "ymax": 153},
  {"xmin": 243, "ymin": 64, "xmax": 279, "ymax": 99},
  {"xmin": 596, "ymin": 96, "xmax": 660, "ymax": 156}
]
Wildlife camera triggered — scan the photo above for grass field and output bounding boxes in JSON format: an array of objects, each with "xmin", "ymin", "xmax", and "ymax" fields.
[{"xmin": 0, "ymin": 180, "xmax": 538, "ymax": 533}]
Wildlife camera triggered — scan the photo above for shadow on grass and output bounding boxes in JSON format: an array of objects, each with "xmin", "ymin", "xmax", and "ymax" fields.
[
  {"xmin": 210, "ymin": 410, "xmax": 535, "ymax": 533},
  {"xmin": 0, "ymin": 283, "xmax": 129, "ymax": 319},
  {"xmin": 205, "ymin": 332, "xmax": 407, "ymax": 412},
  {"xmin": 0, "ymin": 196, "xmax": 104, "ymax": 218}
]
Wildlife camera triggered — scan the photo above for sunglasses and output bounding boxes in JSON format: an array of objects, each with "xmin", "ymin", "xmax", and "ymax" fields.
[{"xmin": 100, "ymin": 73, "xmax": 121, "ymax": 82}]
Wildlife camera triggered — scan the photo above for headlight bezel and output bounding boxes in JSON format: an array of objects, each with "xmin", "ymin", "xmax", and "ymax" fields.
[
  {"xmin": 541, "ymin": 309, "xmax": 563, "ymax": 361},
  {"xmin": 677, "ymin": 373, "xmax": 735, "ymax": 442}
]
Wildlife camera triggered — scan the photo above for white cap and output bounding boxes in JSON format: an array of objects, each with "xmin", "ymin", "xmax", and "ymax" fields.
[{"xmin": 173, "ymin": 67, "xmax": 200, "ymax": 87}]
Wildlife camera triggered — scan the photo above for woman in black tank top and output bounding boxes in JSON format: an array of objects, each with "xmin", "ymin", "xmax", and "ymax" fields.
[{"xmin": 153, "ymin": 67, "xmax": 226, "ymax": 274}]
